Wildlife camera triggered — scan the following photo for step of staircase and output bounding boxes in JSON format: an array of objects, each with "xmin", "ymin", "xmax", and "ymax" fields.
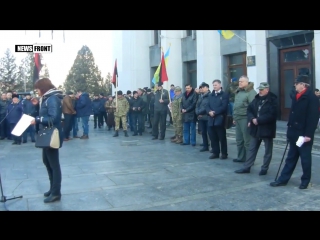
[{"xmin": 226, "ymin": 128, "xmax": 320, "ymax": 151}]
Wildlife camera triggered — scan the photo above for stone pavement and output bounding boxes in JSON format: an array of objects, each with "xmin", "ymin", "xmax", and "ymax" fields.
[{"xmin": 1, "ymin": 120, "xmax": 320, "ymax": 211}]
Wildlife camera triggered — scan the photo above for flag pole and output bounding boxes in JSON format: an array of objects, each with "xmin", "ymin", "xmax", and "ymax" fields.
[
  {"xmin": 232, "ymin": 32, "xmax": 252, "ymax": 53},
  {"xmin": 167, "ymin": 43, "xmax": 172, "ymax": 112},
  {"xmin": 115, "ymin": 75, "xmax": 118, "ymax": 111},
  {"xmin": 161, "ymin": 47, "xmax": 163, "ymax": 100}
]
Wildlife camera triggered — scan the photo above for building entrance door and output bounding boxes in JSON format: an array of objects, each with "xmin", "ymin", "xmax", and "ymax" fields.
[{"xmin": 280, "ymin": 45, "xmax": 311, "ymax": 121}]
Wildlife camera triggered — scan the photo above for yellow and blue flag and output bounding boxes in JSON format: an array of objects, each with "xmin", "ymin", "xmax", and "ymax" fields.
[
  {"xmin": 152, "ymin": 46, "xmax": 170, "ymax": 85},
  {"xmin": 217, "ymin": 30, "xmax": 235, "ymax": 40}
]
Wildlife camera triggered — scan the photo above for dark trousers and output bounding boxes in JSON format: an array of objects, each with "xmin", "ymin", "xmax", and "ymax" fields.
[
  {"xmin": 0, "ymin": 114, "xmax": 7, "ymax": 138},
  {"xmin": 152, "ymin": 110, "xmax": 167, "ymax": 138},
  {"xmin": 93, "ymin": 114, "xmax": 99, "ymax": 128},
  {"xmin": 278, "ymin": 139, "xmax": 312, "ymax": 186},
  {"xmin": 72, "ymin": 116, "xmax": 79, "ymax": 137},
  {"xmin": 141, "ymin": 114, "xmax": 146, "ymax": 132},
  {"xmin": 10, "ymin": 123, "xmax": 21, "ymax": 143},
  {"xmin": 209, "ymin": 126, "xmax": 228, "ymax": 156},
  {"xmin": 183, "ymin": 122, "xmax": 196, "ymax": 145},
  {"xmin": 243, "ymin": 137, "xmax": 273, "ymax": 171},
  {"xmin": 132, "ymin": 113, "xmax": 143, "ymax": 134},
  {"xmin": 127, "ymin": 112, "xmax": 134, "ymax": 131},
  {"xmin": 63, "ymin": 113, "xmax": 73, "ymax": 139},
  {"xmin": 99, "ymin": 112, "xmax": 107, "ymax": 126},
  {"xmin": 42, "ymin": 148, "xmax": 62, "ymax": 196},
  {"xmin": 199, "ymin": 120, "xmax": 209, "ymax": 149},
  {"xmin": 147, "ymin": 113, "xmax": 152, "ymax": 127},
  {"xmin": 6, "ymin": 119, "xmax": 11, "ymax": 140},
  {"xmin": 23, "ymin": 125, "xmax": 35, "ymax": 142}
]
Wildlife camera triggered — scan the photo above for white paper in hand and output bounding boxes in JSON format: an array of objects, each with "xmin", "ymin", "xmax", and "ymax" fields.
[
  {"xmin": 296, "ymin": 136, "xmax": 305, "ymax": 147},
  {"xmin": 11, "ymin": 114, "xmax": 35, "ymax": 136}
]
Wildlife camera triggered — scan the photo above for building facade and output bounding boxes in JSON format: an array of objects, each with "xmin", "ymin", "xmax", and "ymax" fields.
[{"xmin": 112, "ymin": 30, "xmax": 318, "ymax": 120}]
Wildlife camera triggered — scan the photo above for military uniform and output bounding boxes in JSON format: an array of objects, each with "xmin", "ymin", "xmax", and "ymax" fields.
[
  {"xmin": 112, "ymin": 96, "xmax": 129, "ymax": 137},
  {"xmin": 171, "ymin": 90, "xmax": 183, "ymax": 144}
]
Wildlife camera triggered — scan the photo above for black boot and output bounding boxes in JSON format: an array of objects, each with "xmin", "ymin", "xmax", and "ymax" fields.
[
  {"xmin": 44, "ymin": 190, "xmax": 51, "ymax": 197},
  {"xmin": 44, "ymin": 194, "xmax": 61, "ymax": 203},
  {"xmin": 113, "ymin": 131, "xmax": 119, "ymax": 137},
  {"xmin": 124, "ymin": 130, "xmax": 128, "ymax": 137}
]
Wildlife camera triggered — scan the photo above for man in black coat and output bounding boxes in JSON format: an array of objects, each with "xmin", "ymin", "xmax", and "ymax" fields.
[
  {"xmin": 206, "ymin": 79, "xmax": 229, "ymax": 159},
  {"xmin": 181, "ymin": 83, "xmax": 198, "ymax": 146},
  {"xmin": 152, "ymin": 81, "xmax": 170, "ymax": 140},
  {"xmin": 130, "ymin": 91, "xmax": 145, "ymax": 136},
  {"xmin": 195, "ymin": 82, "xmax": 211, "ymax": 152},
  {"xmin": 235, "ymin": 82, "xmax": 277, "ymax": 175},
  {"xmin": 270, "ymin": 75, "xmax": 319, "ymax": 189}
]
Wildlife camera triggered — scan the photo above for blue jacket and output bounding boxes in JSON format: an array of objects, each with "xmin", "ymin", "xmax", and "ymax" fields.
[
  {"xmin": 76, "ymin": 92, "xmax": 92, "ymax": 117},
  {"xmin": 206, "ymin": 90, "xmax": 229, "ymax": 127},
  {"xmin": 92, "ymin": 98, "xmax": 102, "ymax": 114},
  {"xmin": 99, "ymin": 98, "xmax": 107, "ymax": 113},
  {"xmin": 170, "ymin": 89, "xmax": 175, "ymax": 101},
  {"xmin": 35, "ymin": 89, "xmax": 64, "ymax": 148},
  {"xmin": 22, "ymin": 99, "xmax": 36, "ymax": 117},
  {"xmin": 7, "ymin": 102, "xmax": 23, "ymax": 124}
]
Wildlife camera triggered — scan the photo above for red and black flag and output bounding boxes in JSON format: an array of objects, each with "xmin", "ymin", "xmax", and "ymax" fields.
[
  {"xmin": 159, "ymin": 51, "xmax": 168, "ymax": 83},
  {"xmin": 112, "ymin": 59, "xmax": 118, "ymax": 88},
  {"xmin": 33, "ymin": 53, "xmax": 42, "ymax": 84}
]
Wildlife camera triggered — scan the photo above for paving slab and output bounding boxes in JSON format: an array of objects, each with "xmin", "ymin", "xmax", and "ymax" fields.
[{"xmin": 1, "ymin": 120, "xmax": 320, "ymax": 210}]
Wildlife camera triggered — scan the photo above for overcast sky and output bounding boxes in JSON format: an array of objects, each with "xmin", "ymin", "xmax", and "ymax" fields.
[{"xmin": 0, "ymin": 30, "xmax": 113, "ymax": 87}]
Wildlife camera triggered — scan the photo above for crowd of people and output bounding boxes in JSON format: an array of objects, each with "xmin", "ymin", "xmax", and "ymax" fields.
[{"xmin": 0, "ymin": 73, "xmax": 319, "ymax": 204}]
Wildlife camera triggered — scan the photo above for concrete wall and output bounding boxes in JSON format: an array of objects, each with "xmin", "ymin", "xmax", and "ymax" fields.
[
  {"xmin": 160, "ymin": 30, "xmax": 183, "ymax": 89},
  {"xmin": 220, "ymin": 30, "xmax": 247, "ymax": 55},
  {"xmin": 181, "ymin": 36, "xmax": 197, "ymax": 62},
  {"xmin": 112, "ymin": 30, "xmax": 150, "ymax": 93},
  {"xmin": 197, "ymin": 30, "xmax": 221, "ymax": 87},
  {"xmin": 149, "ymin": 45, "xmax": 161, "ymax": 67},
  {"xmin": 314, "ymin": 30, "xmax": 320, "ymax": 88},
  {"xmin": 246, "ymin": 30, "xmax": 267, "ymax": 89}
]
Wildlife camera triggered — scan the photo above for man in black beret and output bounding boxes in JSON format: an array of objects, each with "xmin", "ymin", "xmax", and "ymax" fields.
[
  {"xmin": 270, "ymin": 75, "xmax": 319, "ymax": 189},
  {"xmin": 152, "ymin": 81, "xmax": 169, "ymax": 140}
]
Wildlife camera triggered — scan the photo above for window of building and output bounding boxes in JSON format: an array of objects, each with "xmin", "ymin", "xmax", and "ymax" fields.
[
  {"xmin": 186, "ymin": 30, "xmax": 192, "ymax": 36},
  {"xmin": 187, "ymin": 61, "xmax": 197, "ymax": 88},
  {"xmin": 154, "ymin": 30, "xmax": 159, "ymax": 45},
  {"xmin": 227, "ymin": 52, "xmax": 247, "ymax": 80}
]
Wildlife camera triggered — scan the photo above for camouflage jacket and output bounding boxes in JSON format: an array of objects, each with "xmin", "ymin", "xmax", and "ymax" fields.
[
  {"xmin": 105, "ymin": 100, "xmax": 115, "ymax": 113},
  {"xmin": 225, "ymin": 81, "xmax": 239, "ymax": 102},
  {"xmin": 171, "ymin": 94, "xmax": 183, "ymax": 121},
  {"xmin": 111, "ymin": 97, "xmax": 129, "ymax": 117}
]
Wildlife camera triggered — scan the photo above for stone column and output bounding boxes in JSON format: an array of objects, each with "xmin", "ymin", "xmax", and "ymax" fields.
[
  {"xmin": 197, "ymin": 30, "xmax": 221, "ymax": 86},
  {"xmin": 245, "ymin": 30, "xmax": 267, "ymax": 89}
]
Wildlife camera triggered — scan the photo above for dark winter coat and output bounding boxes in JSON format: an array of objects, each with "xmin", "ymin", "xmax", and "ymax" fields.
[
  {"xmin": 22, "ymin": 99, "xmax": 36, "ymax": 116},
  {"xmin": 92, "ymin": 98, "xmax": 102, "ymax": 114},
  {"xmin": 76, "ymin": 92, "xmax": 92, "ymax": 117},
  {"xmin": 149, "ymin": 95, "xmax": 155, "ymax": 117},
  {"xmin": 195, "ymin": 90, "xmax": 211, "ymax": 121},
  {"xmin": 287, "ymin": 88, "xmax": 319, "ymax": 142},
  {"xmin": 99, "ymin": 98, "xmax": 107, "ymax": 113},
  {"xmin": 0, "ymin": 100, "xmax": 8, "ymax": 115},
  {"xmin": 206, "ymin": 90, "xmax": 229, "ymax": 127},
  {"xmin": 130, "ymin": 97, "xmax": 145, "ymax": 113},
  {"xmin": 247, "ymin": 92, "xmax": 278, "ymax": 139},
  {"xmin": 36, "ymin": 89, "xmax": 64, "ymax": 148},
  {"xmin": 7, "ymin": 102, "xmax": 23, "ymax": 124},
  {"xmin": 181, "ymin": 88, "xmax": 198, "ymax": 122},
  {"xmin": 154, "ymin": 88, "xmax": 170, "ymax": 112}
]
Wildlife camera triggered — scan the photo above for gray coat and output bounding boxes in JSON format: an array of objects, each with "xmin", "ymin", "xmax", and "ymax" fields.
[{"xmin": 195, "ymin": 90, "xmax": 211, "ymax": 121}]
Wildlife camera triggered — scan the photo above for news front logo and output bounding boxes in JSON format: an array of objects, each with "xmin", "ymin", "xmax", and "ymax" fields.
[{"xmin": 15, "ymin": 44, "xmax": 52, "ymax": 53}]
